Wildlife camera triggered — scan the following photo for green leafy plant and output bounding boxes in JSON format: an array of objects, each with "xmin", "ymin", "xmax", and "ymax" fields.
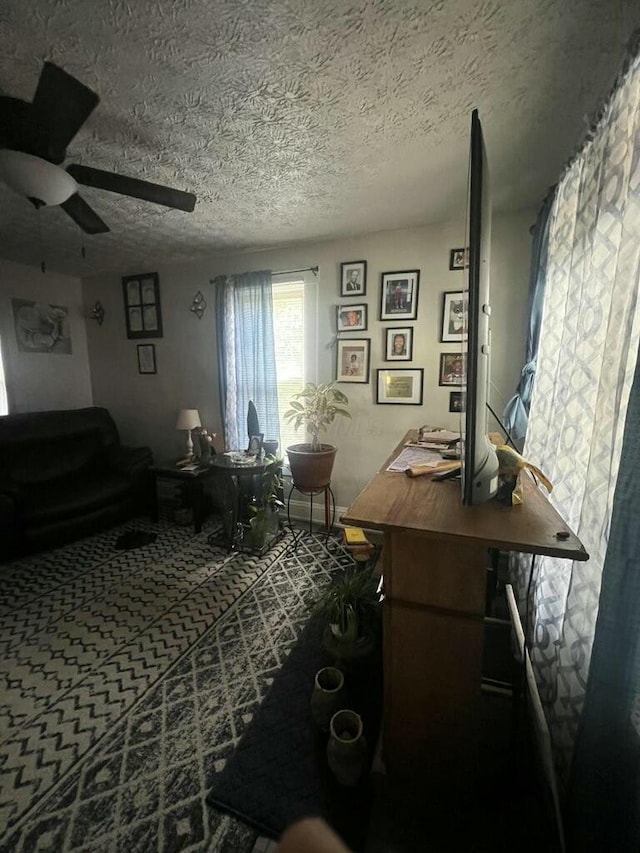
[
  {"xmin": 248, "ymin": 457, "xmax": 284, "ymax": 547},
  {"xmin": 308, "ymin": 564, "xmax": 380, "ymax": 647},
  {"xmin": 283, "ymin": 382, "xmax": 351, "ymax": 452}
]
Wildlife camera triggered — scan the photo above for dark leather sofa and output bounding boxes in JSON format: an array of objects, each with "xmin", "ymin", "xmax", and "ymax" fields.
[{"xmin": 0, "ymin": 407, "xmax": 153, "ymax": 560}]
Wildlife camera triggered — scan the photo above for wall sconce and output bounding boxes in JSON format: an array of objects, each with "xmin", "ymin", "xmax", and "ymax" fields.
[
  {"xmin": 88, "ymin": 301, "xmax": 105, "ymax": 325},
  {"xmin": 190, "ymin": 291, "xmax": 207, "ymax": 319}
]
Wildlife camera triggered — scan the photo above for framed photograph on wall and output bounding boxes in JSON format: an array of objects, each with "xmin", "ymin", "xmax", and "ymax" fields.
[
  {"xmin": 441, "ymin": 291, "xmax": 467, "ymax": 342},
  {"xmin": 449, "ymin": 391, "xmax": 464, "ymax": 413},
  {"xmin": 449, "ymin": 248, "xmax": 468, "ymax": 271},
  {"xmin": 380, "ymin": 270, "xmax": 419, "ymax": 321},
  {"xmin": 439, "ymin": 352, "xmax": 466, "ymax": 386},
  {"xmin": 337, "ymin": 338, "xmax": 370, "ymax": 383},
  {"xmin": 385, "ymin": 327, "xmax": 413, "ymax": 361},
  {"xmin": 340, "ymin": 260, "xmax": 367, "ymax": 297},
  {"xmin": 137, "ymin": 344, "xmax": 157, "ymax": 374},
  {"xmin": 376, "ymin": 368, "xmax": 424, "ymax": 405},
  {"xmin": 337, "ymin": 303, "xmax": 367, "ymax": 332},
  {"xmin": 123, "ymin": 272, "xmax": 163, "ymax": 339}
]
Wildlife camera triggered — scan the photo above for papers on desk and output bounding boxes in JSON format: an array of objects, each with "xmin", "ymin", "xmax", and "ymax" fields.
[{"xmin": 387, "ymin": 445, "xmax": 443, "ymax": 472}]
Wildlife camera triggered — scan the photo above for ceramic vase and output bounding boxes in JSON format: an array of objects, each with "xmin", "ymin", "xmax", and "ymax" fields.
[
  {"xmin": 310, "ymin": 666, "xmax": 346, "ymax": 732},
  {"xmin": 327, "ymin": 709, "xmax": 367, "ymax": 786}
]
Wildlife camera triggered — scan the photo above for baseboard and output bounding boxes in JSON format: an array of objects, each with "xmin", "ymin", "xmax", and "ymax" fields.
[{"xmin": 285, "ymin": 496, "xmax": 349, "ymax": 527}]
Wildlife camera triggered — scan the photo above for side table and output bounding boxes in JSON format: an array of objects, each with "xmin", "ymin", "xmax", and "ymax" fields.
[{"xmin": 151, "ymin": 461, "xmax": 219, "ymax": 534}]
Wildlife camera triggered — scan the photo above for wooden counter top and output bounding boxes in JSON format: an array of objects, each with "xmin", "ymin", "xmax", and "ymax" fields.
[{"xmin": 342, "ymin": 431, "xmax": 588, "ymax": 562}]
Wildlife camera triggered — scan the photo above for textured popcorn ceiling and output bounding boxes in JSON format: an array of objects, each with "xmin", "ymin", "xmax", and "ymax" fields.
[{"xmin": 0, "ymin": 0, "xmax": 638, "ymax": 276}]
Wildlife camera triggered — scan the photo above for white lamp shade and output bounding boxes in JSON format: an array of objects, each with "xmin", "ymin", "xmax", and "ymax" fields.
[
  {"xmin": 176, "ymin": 409, "xmax": 201, "ymax": 430},
  {"xmin": 0, "ymin": 150, "xmax": 78, "ymax": 206}
]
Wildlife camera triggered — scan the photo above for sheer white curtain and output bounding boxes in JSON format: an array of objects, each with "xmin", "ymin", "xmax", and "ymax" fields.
[{"xmin": 513, "ymin": 46, "xmax": 640, "ymax": 782}]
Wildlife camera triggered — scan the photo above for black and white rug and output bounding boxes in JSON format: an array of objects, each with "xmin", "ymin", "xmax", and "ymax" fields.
[{"xmin": 0, "ymin": 519, "xmax": 353, "ymax": 852}]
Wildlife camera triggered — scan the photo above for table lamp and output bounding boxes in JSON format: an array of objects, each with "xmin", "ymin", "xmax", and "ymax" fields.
[{"xmin": 176, "ymin": 409, "xmax": 201, "ymax": 457}]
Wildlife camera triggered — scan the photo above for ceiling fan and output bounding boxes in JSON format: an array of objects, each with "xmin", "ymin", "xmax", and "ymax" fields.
[{"xmin": 0, "ymin": 61, "xmax": 196, "ymax": 234}]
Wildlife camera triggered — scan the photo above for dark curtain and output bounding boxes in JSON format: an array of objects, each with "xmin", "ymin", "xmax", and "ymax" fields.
[{"xmin": 502, "ymin": 191, "xmax": 554, "ymax": 446}]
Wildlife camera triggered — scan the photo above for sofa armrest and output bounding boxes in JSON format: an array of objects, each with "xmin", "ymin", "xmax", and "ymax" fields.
[
  {"xmin": 0, "ymin": 491, "xmax": 18, "ymax": 560},
  {"xmin": 106, "ymin": 445, "xmax": 153, "ymax": 480}
]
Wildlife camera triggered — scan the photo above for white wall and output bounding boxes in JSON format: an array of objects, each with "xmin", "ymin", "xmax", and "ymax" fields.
[
  {"xmin": 0, "ymin": 258, "xmax": 93, "ymax": 413},
  {"xmin": 83, "ymin": 210, "xmax": 533, "ymax": 507}
]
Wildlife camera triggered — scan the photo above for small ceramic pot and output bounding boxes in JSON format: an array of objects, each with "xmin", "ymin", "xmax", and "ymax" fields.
[
  {"xmin": 327, "ymin": 709, "xmax": 367, "ymax": 786},
  {"xmin": 310, "ymin": 666, "xmax": 346, "ymax": 732}
]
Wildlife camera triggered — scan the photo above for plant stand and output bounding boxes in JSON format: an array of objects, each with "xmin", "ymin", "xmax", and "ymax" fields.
[{"xmin": 286, "ymin": 481, "xmax": 335, "ymax": 549}]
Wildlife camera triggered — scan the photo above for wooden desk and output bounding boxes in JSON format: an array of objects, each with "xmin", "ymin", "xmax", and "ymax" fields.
[{"xmin": 342, "ymin": 431, "xmax": 587, "ymax": 783}]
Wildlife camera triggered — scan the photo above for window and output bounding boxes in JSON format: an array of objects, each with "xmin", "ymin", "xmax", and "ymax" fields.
[
  {"xmin": 272, "ymin": 275, "xmax": 317, "ymax": 452},
  {"xmin": 0, "ymin": 338, "xmax": 8, "ymax": 415}
]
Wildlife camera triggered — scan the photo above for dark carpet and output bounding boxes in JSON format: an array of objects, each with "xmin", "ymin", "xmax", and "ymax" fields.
[{"xmin": 114, "ymin": 529, "xmax": 158, "ymax": 549}]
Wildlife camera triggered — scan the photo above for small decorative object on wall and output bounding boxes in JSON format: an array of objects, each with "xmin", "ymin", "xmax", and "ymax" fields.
[
  {"xmin": 385, "ymin": 327, "xmax": 413, "ymax": 361},
  {"xmin": 439, "ymin": 352, "xmax": 466, "ymax": 386},
  {"xmin": 340, "ymin": 260, "xmax": 367, "ymax": 297},
  {"xmin": 190, "ymin": 290, "xmax": 207, "ymax": 319},
  {"xmin": 12, "ymin": 298, "xmax": 72, "ymax": 353},
  {"xmin": 449, "ymin": 248, "xmax": 469, "ymax": 271},
  {"xmin": 380, "ymin": 270, "xmax": 419, "ymax": 321},
  {"xmin": 441, "ymin": 291, "xmax": 467, "ymax": 342},
  {"xmin": 377, "ymin": 368, "xmax": 424, "ymax": 405},
  {"xmin": 122, "ymin": 272, "xmax": 163, "ymax": 339},
  {"xmin": 88, "ymin": 300, "xmax": 105, "ymax": 326},
  {"xmin": 449, "ymin": 391, "xmax": 464, "ymax": 413},
  {"xmin": 337, "ymin": 303, "xmax": 367, "ymax": 332},
  {"xmin": 137, "ymin": 343, "xmax": 157, "ymax": 374},
  {"xmin": 337, "ymin": 338, "xmax": 370, "ymax": 383}
]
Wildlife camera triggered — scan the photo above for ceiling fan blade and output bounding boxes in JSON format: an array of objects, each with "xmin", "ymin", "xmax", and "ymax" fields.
[
  {"xmin": 31, "ymin": 62, "xmax": 99, "ymax": 163},
  {"xmin": 0, "ymin": 96, "xmax": 35, "ymax": 152},
  {"xmin": 60, "ymin": 193, "xmax": 109, "ymax": 234},
  {"xmin": 67, "ymin": 164, "xmax": 196, "ymax": 212}
]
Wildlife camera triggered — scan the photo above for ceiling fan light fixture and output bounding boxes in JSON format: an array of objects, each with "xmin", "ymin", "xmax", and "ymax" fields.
[{"xmin": 0, "ymin": 149, "xmax": 77, "ymax": 206}]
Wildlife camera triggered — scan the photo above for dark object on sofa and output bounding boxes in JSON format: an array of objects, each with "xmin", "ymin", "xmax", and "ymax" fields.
[{"xmin": 0, "ymin": 407, "xmax": 153, "ymax": 560}]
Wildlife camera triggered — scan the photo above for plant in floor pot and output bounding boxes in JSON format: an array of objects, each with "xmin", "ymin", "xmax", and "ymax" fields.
[
  {"xmin": 248, "ymin": 457, "xmax": 284, "ymax": 550},
  {"xmin": 283, "ymin": 382, "xmax": 350, "ymax": 491},
  {"xmin": 308, "ymin": 563, "xmax": 380, "ymax": 663}
]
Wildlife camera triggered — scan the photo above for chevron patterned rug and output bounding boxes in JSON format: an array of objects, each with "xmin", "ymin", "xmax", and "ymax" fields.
[{"xmin": 0, "ymin": 519, "xmax": 353, "ymax": 852}]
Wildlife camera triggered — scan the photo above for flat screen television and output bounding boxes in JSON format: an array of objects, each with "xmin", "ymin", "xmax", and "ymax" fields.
[{"xmin": 461, "ymin": 109, "xmax": 499, "ymax": 505}]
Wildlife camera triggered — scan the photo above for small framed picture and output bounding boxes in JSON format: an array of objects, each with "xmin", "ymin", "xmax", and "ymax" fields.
[
  {"xmin": 123, "ymin": 272, "xmax": 163, "ymax": 339},
  {"xmin": 248, "ymin": 434, "xmax": 263, "ymax": 455},
  {"xmin": 376, "ymin": 368, "xmax": 424, "ymax": 405},
  {"xmin": 137, "ymin": 344, "xmax": 156, "ymax": 374},
  {"xmin": 337, "ymin": 303, "xmax": 367, "ymax": 332},
  {"xmin": 449, "ymin": 391, "xmax": 464, "ymax": 413},
  {"xmin": 380, "ymin": 270, "xmax": 419, "ymax": 321},
  {"xmin": 441, "ymin": 291, "xmax": 467, "ymax": 342},
  {"xmin": 439, "ymin": 352, "xmax": 466, "ymax": 386},
  {"xmin": 340, "ymin": 260, "xmax": 367, "ymax": 297},
  {"xmin": 385, "ymin": 327, "xmax": 413, "ymax": 361},
  {"xmin": 337, "ymin": 338, "xmax": 370, "ymax": 383},
  {"xmin": 449, "ymin": 248, "xmax": 468, "ymax": 271}
]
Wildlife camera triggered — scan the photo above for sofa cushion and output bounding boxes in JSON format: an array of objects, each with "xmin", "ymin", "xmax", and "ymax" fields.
[
  {"xmin": 21, "ymin": 470, "xmax": 131, "ymax": 525},
  {"xmin": 7, "ymin": 430, "xmax": 105, "ymax": 486}
]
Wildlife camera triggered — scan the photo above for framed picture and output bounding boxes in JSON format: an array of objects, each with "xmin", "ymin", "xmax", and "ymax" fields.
[
  {"xmin": 449, "ymin": 248, "xmax": 468, "ymax": 271},
  {"xmin": 439, "ymin": 352, "xmax": 466, "ymax": 386},
  {"xmin": 337, "ymin": 338, "xmax": 370, "ymax": 383},
  {"xmin": 441, "ymin": 291, "xmax": 467, "ymax": 342},
  {"xmin": 376, "ymin": 368, "xmax": 424, "ymax": 405},
  {"xmin": 385, "ymin": 327, "xmax": 413, "ymax": 361},
  {"xmin": 340, "ymin": 260, "xmax": 367, "ymax": 297},
  {"xmin": 380, "ymin": 270, "xmax": 419, "ymax": 321},
  {"xmin": 137, "ymin": 344, "xmax": 157, "ymax": 374},
  {"xmin": 248, "ymin": 434, "xmax": 263, "ymax": 455},
  {"xmin": 123, "ymin": 272, "xmax": 163, "ymax": 339},
  {"xmin": 337, "ymin": 303, "xmax": 367, "ymax": 332},
  {"xmin": 449, "ymin": 391, "xmax": 464, "ymax": 413}
]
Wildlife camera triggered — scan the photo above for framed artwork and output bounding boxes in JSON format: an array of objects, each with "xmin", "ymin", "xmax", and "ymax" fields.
[
  {"xmin": 337, "ymin": 303, "xmax": 367, "ymax": 332},
  {"xmin": 336, "ymin": 338, "xmax": 370, "ymax": 383},
  {"xmin": 385, "ymin": 327, "xmax": 413, "ymax": 361},
  {"xmin": 441, "ymin": 291, "xmax": 467, "ymax": 342},
  {"xmin": 12, "ymin": 298, "xmax": 72, "ymax": 354},
  {"xmin": 439, "ymin": 352, "xmax": 466, "ymax": 386},
  {"xmin": 340, "ymin": 260, "xmax": 367, "ymax": 297},
  {"xmin": 376, "ymin": 368, "xmax": 424, "ymax": 405},
  {"xmin": 248, "ymin": 434, "xmax": 263, "ymax": 455},
  {"xmin": 123, "ymin": 272, "xmax": 163, "ymax": 339},
  {"xmin": 380, "ymin": 270, "xmax": 419, "ymax": 321},
  {"xmin": 137, "ymin": 344, "xmax": 157, "ymax": 374},
  {"xmin": 449, "ymin": 248, "xmax": 468, "ymax": 271},
  {"xmin": 449, "ymin": 391, "xmax": 464, "ymax": 413}
]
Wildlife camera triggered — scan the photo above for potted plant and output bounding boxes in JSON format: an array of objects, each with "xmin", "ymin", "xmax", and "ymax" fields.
[
  {"xmin": 248, "ymin": 457, "xmax": 284, "ymax": 550},
  {"xmin": 308, "ymin": 563, "xmax": 380, "ymax": 661},
  {"xmin": 283, "ymin": 382, "xmax": 350, "ymax": 491}
]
